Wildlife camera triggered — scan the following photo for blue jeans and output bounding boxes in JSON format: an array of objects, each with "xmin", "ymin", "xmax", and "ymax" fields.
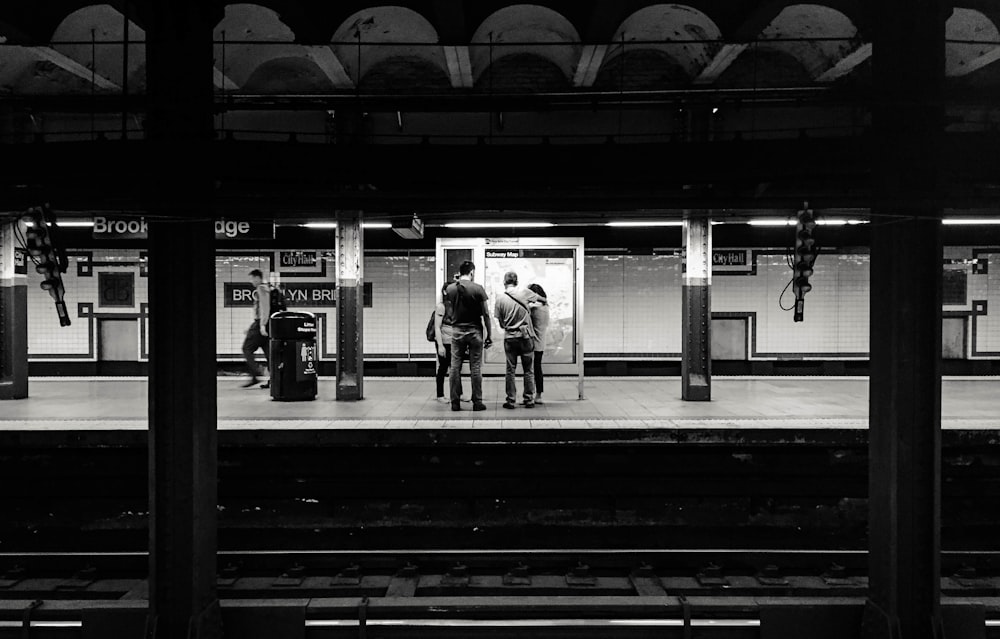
[
  {"xmin": 504, "ymin": 336, "xmax": 535, "ymax": 403},
  {"xmin": 450, "ymin": 325, "xmax": 483, "ymax": 403}
]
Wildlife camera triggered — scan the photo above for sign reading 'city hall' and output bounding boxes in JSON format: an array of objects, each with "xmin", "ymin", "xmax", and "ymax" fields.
[{"xmin": 92, "ymin": 217, "xmax": 274, "ymax": 241}]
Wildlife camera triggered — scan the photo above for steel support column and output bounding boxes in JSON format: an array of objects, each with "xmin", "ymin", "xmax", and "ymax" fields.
[
  {"xmin": 146, "ymin": 2, "xmax": 221, "ymax": 637},
  {"xmin": 865, "ymin": 0, "xmax": 946, "ymax": 637},
  {"xmin": 682, "ymin": 212, "xmax": 712, "ymax": 401},
  {"xmin": 336, "ymin": 210, "xmax": 364, "ymax": 400},
  {"xmin": 0, "ymin": 221, "xmax": 28, "ymax": 400}
]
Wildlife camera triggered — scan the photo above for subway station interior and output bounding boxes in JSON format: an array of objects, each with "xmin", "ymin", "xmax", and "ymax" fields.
[{"xmin": 1, "ymin": 0, "xmax": 1000, "ymax": 637}]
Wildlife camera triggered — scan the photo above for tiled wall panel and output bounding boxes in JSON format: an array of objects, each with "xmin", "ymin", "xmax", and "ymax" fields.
[{"xmin": 22, "ymin": 245, "xmax": 1000, "ymax": 361}]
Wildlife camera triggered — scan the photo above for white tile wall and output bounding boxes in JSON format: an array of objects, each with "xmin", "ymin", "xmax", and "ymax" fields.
[{"xmin": 22, "ymin": 245, "xmax": 1000, "ymax": 361}]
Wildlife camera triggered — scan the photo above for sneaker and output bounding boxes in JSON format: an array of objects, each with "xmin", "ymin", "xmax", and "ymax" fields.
[
  {"xmin": 534, "ymin": 396, "xmax": 544, "ymax": 405},
  {"xmin": 260, "ymin": 382, "xmax": 270, "ymax": 389},
  {"xmin": 451, "ymin": 402, "xmax": 462, "ymax": 411},
  {"xmin": 241, "ymin": 377, "xmax": 259, "ymax": 388},
  {"xmin": 524, "ymin": 402, "xmax": 535, "ymax": 409},
  {"xmin": 472, "ymin": 403, "xmax": 487, "ymax": 411},
  {"xmin": 436, "ymin": 397, "xmax": 450, "ymax": 404},
  {"xmin": 503, "ymin": 401, "xmax": 517, "ymax": 409}
]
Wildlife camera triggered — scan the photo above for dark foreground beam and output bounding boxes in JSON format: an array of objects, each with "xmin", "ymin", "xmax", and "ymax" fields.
[
  {"xmin": 867, "ymin": 0, "xmax": 946, "ymax": 636},
  {"xmin": 145, "ymin": 2, "xmax": 221, "ymax": 637}
]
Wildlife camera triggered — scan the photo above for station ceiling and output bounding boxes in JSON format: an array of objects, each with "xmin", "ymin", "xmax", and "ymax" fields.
[{"xmin": 0, "ymin": 2, "xmax": 999, "ymax": 220}]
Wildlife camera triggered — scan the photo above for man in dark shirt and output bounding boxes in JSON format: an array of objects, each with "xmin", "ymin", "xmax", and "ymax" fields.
[{"xmin": 445, "ymin": 261, "xmax": 492, "ymax": 411}]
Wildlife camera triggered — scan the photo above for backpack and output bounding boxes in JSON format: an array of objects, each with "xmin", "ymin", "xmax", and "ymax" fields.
[
  {"xmin": 269, "ymin": 285, "xmax": 288, "ymax": 314},
  {"xmin": 425, "ymin": 310, "xmax": 437, "ymax": 342}
]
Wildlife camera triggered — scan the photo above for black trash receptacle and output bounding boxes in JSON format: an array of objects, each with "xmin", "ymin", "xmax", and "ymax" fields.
[{"xmin": 268, "ymin": 311, "xmax": 318, "ymax": 401}]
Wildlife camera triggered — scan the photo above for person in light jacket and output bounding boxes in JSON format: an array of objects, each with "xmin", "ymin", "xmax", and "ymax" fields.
[{"xmin": 526, "ymin": 283, "xmax": 550, "ymax": 404}]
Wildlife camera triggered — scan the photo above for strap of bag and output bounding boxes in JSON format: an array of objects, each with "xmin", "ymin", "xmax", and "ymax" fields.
[{"xmin": 505, "ymin": 291, "xmax": 535, "ymax": 337}]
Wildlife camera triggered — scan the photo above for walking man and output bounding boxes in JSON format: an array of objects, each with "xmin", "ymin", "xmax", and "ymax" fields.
[
  {"xmin": 446, "ymin": 261, "xmax": 492, "ymax": 411},
  {"xmin": 242, "ymin": 269, "xmax": 270, "ymax": 388},
  {"xmin": 494, "ymin": 271, "xmax": 536, "ymax": 409}
]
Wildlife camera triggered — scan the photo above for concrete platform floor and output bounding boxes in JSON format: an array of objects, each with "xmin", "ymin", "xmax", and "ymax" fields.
[{"xmin": 0, "ymin": 376, "xmax": 997, "ymax": 430}]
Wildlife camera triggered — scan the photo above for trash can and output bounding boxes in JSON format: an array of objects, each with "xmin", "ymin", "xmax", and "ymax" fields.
[{"xmin": 268, "ymin": 311, "xmax": 318, "ymax": 401}]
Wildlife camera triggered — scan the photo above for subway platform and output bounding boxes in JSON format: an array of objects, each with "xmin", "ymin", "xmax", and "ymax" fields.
[{"xmin": 1, "ymin": 376, "xmax": 997, "ymax": 432}]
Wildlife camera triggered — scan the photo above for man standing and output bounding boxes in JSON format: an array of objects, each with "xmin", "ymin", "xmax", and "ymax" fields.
[
  {"xmin": 242, "ymin": 269, "xmax": 270, "ymax": 388},
  {"xmin": 446, "ymin": 261, "xmax": 491, "ymax": 411},
  {"xmin": 494, "ymin": 271, "xmax": 537, "ymax": 409}
]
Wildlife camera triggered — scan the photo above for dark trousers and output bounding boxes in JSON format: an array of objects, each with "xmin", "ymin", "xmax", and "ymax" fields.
[
  {"xmin": 435, "ymin": 344, "xmax": 465, "ymax": 398},
  {"xmin": 504, "ymin": 336, "xmax": 535, "ymax": 404},
  {"xmin": 534, "ymin": 350, "xmax": 544, "ymax": 394},
  {"xmin": 450, "ymin": 326, "xmax": 483, "ymax": 403},
  {"xmin": 242, "ymin": 320, "xmax": 269, "ymax": 377}
]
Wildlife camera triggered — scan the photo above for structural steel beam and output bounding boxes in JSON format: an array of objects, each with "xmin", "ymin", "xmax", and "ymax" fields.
[
  {"xmin": 145, "ymin": 2, "xmax": 221, "ymax": 638},
  {"xmin": 336, "ymin": 210, "xmax": 364, "ymax": 401},
  {"xmin": 304, "ymin": 45, "xmax": 355, "ymax": 89},
  {"xmin": 32, "ymin": 46, "xmax": 120, "ymax": 90},
  {"xmin": 816, "ymin": 43, "xmax": 872, "ymax": 82},
  {"xmin": 681, "ymin": 211, "xmax": 712, "ymax": 401},
  {"xmin": 0, "ymin": 221, "xmax": 28, "ymax": 400},
  {"xmin": 693, "ymin": 44, "xmax": 748, "ymax": 85},
  {"xmin": 867, "ymin": 0, "xmax": 946, "ymax": 636},
  {"xmin": 573, "ymin": 44, "xmax": 608, "ymax": 87}
]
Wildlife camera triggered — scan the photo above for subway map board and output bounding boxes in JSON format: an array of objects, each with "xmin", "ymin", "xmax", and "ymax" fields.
[{"xmin": 483, "ymin": 248, "xmax": 577, "ymax": 365}]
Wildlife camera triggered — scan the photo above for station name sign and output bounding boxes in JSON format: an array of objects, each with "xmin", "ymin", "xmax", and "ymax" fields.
[
  {"xmin": 712, "ymin": 250, "xmax": 748, "ymax": 267},
  {"xmin": 224, "ymin": 282, "xmax": 373, "ymax": 308},
  {"xmin": 93, "ymin": 217, "xmax": 274, "ymax": 241}
]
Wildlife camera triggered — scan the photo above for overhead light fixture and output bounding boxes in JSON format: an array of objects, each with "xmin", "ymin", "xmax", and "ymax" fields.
[
  {"xmin": 747, "ymin": 219, "xmax": 795, "ymax": 226},
  {"xmin": 943, "ymin": 219, "xmax": 1000, "ymax": 225},
  {"xmin": 51, "ymin": 220, "xmax": 95, "ymax": 227},
  {"xmin": 605, "ymin": 221, "xmax": 683, "ymax": 227},
  {"xmin": 299, "ymin": 222, "xmax": 391, "ymax": 229},
  {"xmin": 444, "ymin": 222, "xmax": 555, "ymax": 229},
  {"xmin": 393, "ymin": 214, "xmax": 425, "ymax": 239}
]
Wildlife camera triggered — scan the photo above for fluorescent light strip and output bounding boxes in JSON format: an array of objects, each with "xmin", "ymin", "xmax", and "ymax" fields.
[
  {"xmin": 748, "ymin": 219, "xmax": 868, "ymax": 226},
  {"xmin": 444, "ymin": 222, "xmax": 554, "ymax": 229},
  {"xmin": 943, "ymin": 219, "xmax": 1000, "ymax": 225},
  {"xmin": 52, "ymin": 220, "xmax": 95, "ymax": 227},
  {"xmin": 305, "ymin": 618, "xmax": 761, "ymax": 628},
  {"xmin": 0, "ymin": 621, "xmax": 83, "ymax": 628},
  {"xmin": 605, "ymin": 221, "xmax": 684, "ymax": 227},
  {"xmin": 300, "ymin": 223, "xmax": 391, "ymax": 229}
]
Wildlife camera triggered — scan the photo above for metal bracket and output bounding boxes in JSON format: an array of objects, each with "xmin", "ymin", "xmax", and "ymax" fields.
[
  {"xmin": 756, "ymin": 564, "xmax": 790, "ymax": 587},
  {"xmin": 695, "ymin": 563, "xmax": 729, "ymax": 587},
  {"xmin": 216, "ymin": 563, "xmax": 240, "ymax": 588},
  {"xmin": 273, "ymin": 564, "xmax": 306, "ymax": 588},
  {"xmin": 821, "ymin": 563, "xmax": 855, "ymax": 586},
  {"xmin": 21, "ymin": 600, "xmax": 42, "ymax": 639},
  {"xmin": 0, "ymin": 566, "xmax": 25, "ymax": 589},
  {"xmin": 333, "ymin": 563, "xmax": 362, "ymax": 586},
  {"xmin": 358, "ymin": 596, "xmax": 368, "ymax": 639},
  {"xmin": 502, "ymin": 562, "xmax": 531, "ymax": 586},
  {"xmin": 678, "ymin": 594, "xmax": 693, "ymax": 639},
  {"xmin": 55, "ymin": 566, "xmax": 96, "ymax": 590},
  {"xmin": 442, "ymin": 563, "xmax": 470, "ymax": 587},
  {"xmin": 565, "ymin": 562, "xmax": 596, "ymax": 587}
]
